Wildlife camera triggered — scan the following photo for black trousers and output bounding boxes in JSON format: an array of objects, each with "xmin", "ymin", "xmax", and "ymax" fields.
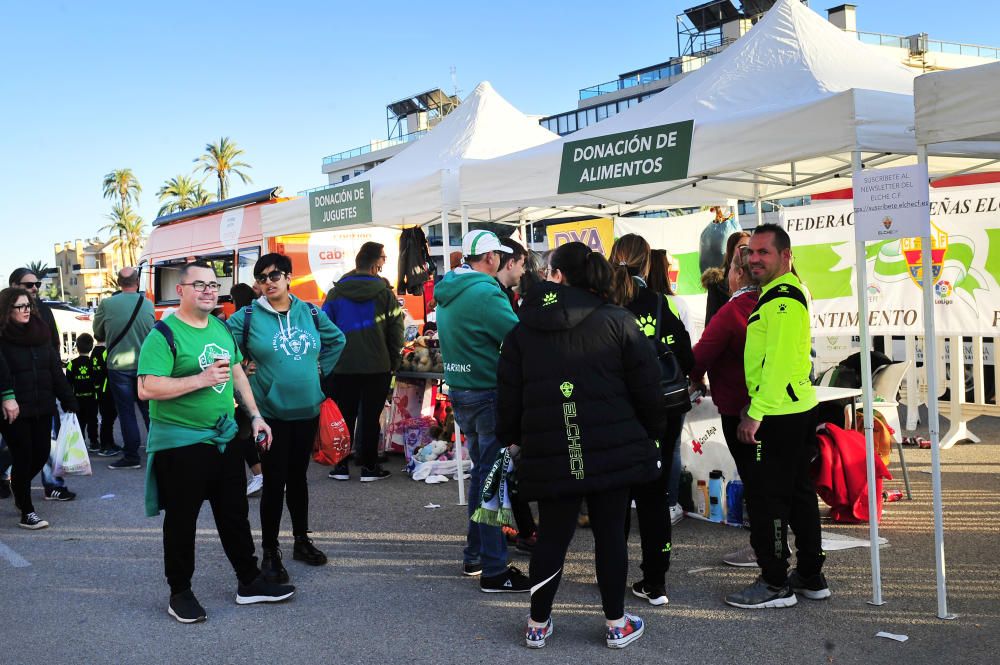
[
  {"xmin": 529, "ymin": 487, "xmax": 630, "ymax": 622},
  {"xmin": 260, "ymin": 417, "xmax": 319, "ymax": 549},
  {"xmin": 747, "ymin": 407, "xmax": 825, "ymax": 586},
  {"xmin": 77, "ymin": 397, "xmax": 99, "ymax": 447},
  {"xmin": 627, "ymin": 415, "xmax": 685, "ymax": 587},
  {"xmin": 328, "ymin": 373, "xmax": 391, "ymax": 469},
  {"xmin": 98, "ymin": 391, "xmax": 117, "ymax": 449},
  {"xmin": 154, "ymin": 441, "xmax": 259, "ymax": 595},
  {"xmin": 512, "ymin": 495, "xmax": 537, "ymax": 538},
  {"xmin": 242, "ymin": 437, "xmax": 260, "ymax": 469},
  {"xmin": 0, "ymin": 415, "xmax": 51, "ymax": 515}
]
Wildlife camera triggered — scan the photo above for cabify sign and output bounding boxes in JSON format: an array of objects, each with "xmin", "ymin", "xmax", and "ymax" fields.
[
  {"xmin": 309, "ymin": 181, "xmax": 372, "ymax": 230},
  {"xmin": 557, "ymin": 120, "xmax": 694, "ymax": 194}
]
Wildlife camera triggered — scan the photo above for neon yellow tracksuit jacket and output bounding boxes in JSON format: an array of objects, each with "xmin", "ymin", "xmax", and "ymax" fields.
[{"xmin": 743, "ymin": 271, "xmax": 817, "ymax": 421}]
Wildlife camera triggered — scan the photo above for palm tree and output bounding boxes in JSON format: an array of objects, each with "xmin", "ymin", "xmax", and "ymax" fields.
[
  {"xmin": 191, "ymin": 183, "xmax": 215, "ymax": 208},
  {"xmin": 101, "ymin": 204, "xmax": 146, "ymax": 267},
  {"xmin": 102, "ymin": 168, "xmax": 142, "ymax": 210},
  {"xmin": 195, "ymin": 137, "xmax": 252, "ymax": 201},
  {"xmin": 26, "ymin": 260, "xmax": 50, "ymax": 278},
  {"xmin": 156, "ymin": 174, "xmax": 200, "ymax": 216}
]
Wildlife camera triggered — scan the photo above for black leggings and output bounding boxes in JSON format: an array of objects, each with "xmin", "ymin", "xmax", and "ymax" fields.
[
  {"xmin": 0, "ymin": 415, "xmax": 52, "ymax": 515},
  {"xmin": 260, "ymin": 417, "xmax": 319, "ymax": 549},
  {"xmin": 529, "ymin": 487, "xmax": 630, "ymax": 622},
  {"xmin": 328, "ymin": 373, "xmax": 391, "ymax": 469},
  {"xmin": 242, "ymin": 436, "xmax": 260, "ymax": 469},
  {"xmin": 627, "ymin": 415, "xmax": 685, "ymax": 587}
]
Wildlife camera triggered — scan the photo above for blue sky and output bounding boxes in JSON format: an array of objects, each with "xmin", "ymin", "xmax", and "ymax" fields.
[{"xmin": 1, "ymin": 0, "xmax": 995, "ymax": 281}]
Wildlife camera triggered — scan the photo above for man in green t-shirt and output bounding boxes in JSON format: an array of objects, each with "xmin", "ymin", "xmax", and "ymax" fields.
[{"xmin": 137, "ymin": 261, "xmax": 294, "ymax": 624}]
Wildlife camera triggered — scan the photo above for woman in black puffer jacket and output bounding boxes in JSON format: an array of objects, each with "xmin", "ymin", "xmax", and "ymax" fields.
[
  {"xmin": 0, "ymin": 287, "xmax": 77, "ymax": 530},
  {"xmin": 497, "ymin": 242, "xmax": 663, "ymax": 650},
  {"xmin": 610, "ymin": 234, "xmax": 694, "ymax": 608}
]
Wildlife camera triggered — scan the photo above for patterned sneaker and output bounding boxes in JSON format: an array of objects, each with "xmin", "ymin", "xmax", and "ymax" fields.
[
  {"xmin": 724, "ymin": 576, "xmax": 797, "ymax": 609},
  {"xmin": 631, "ymin": 580, "xmax": 668, "ymax": 606},
  {"xmin": 606, "ymin": 613, "xmax": 644, "ymax": 648},
  {"xmin": 44, "ymin": 487, "xmax": 76, "ymax": 501},
  {"xmin": 788, "ymin": 570, "xmax": 831, "ymax": 600},
  {"xmin": 525, "ymin": 617, "xmax": 553, "ymax": 648}
]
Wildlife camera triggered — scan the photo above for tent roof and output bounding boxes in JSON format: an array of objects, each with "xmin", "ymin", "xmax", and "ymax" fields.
[
  {"xmin": 460, "ymin": 0, "xmax": 930, "ymax": 210},
  {"xmin": 915, "ymin": 61, "xmax": 1000, "ymax": 155}
]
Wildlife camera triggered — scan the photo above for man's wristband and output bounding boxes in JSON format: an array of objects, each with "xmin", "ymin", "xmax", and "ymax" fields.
[{"xmin": 251, "ymin": 414, "xmax": 264, "ymax": 421}]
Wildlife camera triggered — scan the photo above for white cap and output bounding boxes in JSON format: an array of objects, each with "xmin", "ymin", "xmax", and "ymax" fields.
[{"xmin": 462, "ymin": 230, "xmax": 512, "ymax": 258}]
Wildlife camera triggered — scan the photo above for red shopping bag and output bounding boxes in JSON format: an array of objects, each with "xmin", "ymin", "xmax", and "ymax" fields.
[{"xmin": 313, "ymin": 398, "xmax": 351, "ymax": 466}]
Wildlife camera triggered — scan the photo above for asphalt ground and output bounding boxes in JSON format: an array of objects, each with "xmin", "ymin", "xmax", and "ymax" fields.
[{"xmin": 1, "ymin": 410, "xmax": 997, "ymax": 665}]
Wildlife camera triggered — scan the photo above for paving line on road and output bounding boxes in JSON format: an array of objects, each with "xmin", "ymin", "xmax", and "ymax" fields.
[{"xmin": 0, "ymin": 539, "xmax": 31, "ymax": 568}]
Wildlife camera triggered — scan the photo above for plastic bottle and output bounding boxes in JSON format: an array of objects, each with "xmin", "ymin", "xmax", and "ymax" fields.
[
  {"xmin": 679, "ymin": 468, "xmax": 694, "ymax": 513},
  {"xmin": 708, "ymin": 470, "xmax": 724, "ymax": 522},
  {"xmin": 695, "ymin": 480, "xmax": 709, "ymax": 517},
  {"xmin": 726, "ymin": 479, "xmax": 744, "ymax": 526}
]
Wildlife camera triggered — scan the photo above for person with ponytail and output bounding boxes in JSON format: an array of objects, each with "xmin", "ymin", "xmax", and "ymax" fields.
[
  {"xmin": 497, "ymin": 241, "xmax": 663, "ymax": 649},
  {"xmin": 608, "ymin": 233, "xmax": 694, "ymax": 608}
]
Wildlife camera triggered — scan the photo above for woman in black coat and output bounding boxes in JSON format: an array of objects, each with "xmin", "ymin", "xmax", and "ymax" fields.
[
  {"xmin": 0, "ymin": 287, "xmax": 77, "ymax": 529},
  {"xmin": 610, "ymin": 234, "xmax": 694, "ymax": 608},
  {"xmin": 497, "ymin": 242, "xmax": 663, "ymax": 650}
]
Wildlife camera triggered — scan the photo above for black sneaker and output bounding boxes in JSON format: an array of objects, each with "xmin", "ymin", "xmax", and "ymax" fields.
[
  {"xmin": 168, "ymin": 589, "xmax": 207, "ymax": 623},
  {"xmin": 462, "ymin": 562, "xmax": 483, "ymax": 577},
  {"xmin": 108, "ymin": 458, "xmax": 141, "ymax": 470},
  {"xmin": 87, "ymin": 442, "xmax": 101, "ymax": 453},
  {"xmin": 480, "ymin": 565, "xmax": 531, "ymax": 593},
  {"xmin": 292, "ymin": 535, "xmax": 327, "ymax": 566},
  {"xmin": 360, "ymin": 466, "xmax": 391, "ymax": 482},
  {"xmin": 44, "ymin": 487, "xmax": 76, "ymax": 501},
  {"xmin": 724, "ymin": 576, "xmax": 797, "ymax": 609},
  {"xmin": 788, "ymin": 570, "xmax": 831, "ymax": 600},
  {"xmin": 98, "ymin": 447, "xmax": 120, "ymax": 457},
  {"xmin": 260, "ymin": 547, "xmax": 290, "ymax": 584},
  {"xmin": 327, "ymin": 463, "xmax": 350, "ymax": 481},
  {"xmin": 631, "ymin": 580, "xmax": 668, "ymax": 606},
  {"xmin": 236, "ymin": 575, "xmax": 295, "ymax": 605},
  {"xmin": 19, "ymin": 512, "xmax": 49, "ymax": 530}
]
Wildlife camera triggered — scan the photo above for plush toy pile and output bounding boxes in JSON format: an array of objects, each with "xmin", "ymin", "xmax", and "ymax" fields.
[{"xmin": 398, "ymin": 331, "xmax": 444, "ymax": 374}]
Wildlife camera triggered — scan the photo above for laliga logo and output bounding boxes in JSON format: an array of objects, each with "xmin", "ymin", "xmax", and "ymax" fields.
[
  {"xmin": 935, "ymin": 280, "xmax": 953, "ymax": 300},
  {"xmin": 900, "ymin": 222, "xmax": 947, "ymax": 290}
]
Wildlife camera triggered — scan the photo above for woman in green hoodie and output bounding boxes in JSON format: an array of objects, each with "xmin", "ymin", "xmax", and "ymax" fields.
[{"xmin": 228, "ymin": 253, "xmax": 345, "ymax": 584}]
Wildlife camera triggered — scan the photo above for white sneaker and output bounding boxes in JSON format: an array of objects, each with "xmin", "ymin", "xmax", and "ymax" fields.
[
  {"xmin": 722, "ymin": 545, "xmax": 757, "ymax": 567},
  {"xmin": 669, "ymin": 505, "xmax": 684, "ymax": 525},
  {"xmin": 246, "ymin": 474, "xmax": 263, "ymax": 497}
]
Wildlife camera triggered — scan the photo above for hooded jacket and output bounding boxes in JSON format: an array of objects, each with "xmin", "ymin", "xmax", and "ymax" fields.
[
  {"xmin": 435, "ymin": 267, "xmax": 519, "ymax": 390},
  {"xmin": 228, "ymin": 295, "xmax": 346, "ymax": 421},
  {"xmin": 624, "ymin": 281, "xmax": 694, "ymax": 375},
  {"xmin": 322, "ymin": 271, "xmax": 404, "ymax": 375},
  {"xmin": 0, "ymin": 318, "xmax": 77, "ymax": 417},
  {"xmin": 497, "ymin": 282, "xmax": 664, "ymax": 501}
]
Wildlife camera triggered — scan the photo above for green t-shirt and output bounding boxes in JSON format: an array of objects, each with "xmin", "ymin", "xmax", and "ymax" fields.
[{"xmin": 137, "ymin": 315, "xmax": 243, "ymax": 429}]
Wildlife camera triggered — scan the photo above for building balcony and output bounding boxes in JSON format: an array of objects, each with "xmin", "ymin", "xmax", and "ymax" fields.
[{"xmin": 321, "ymin": 129, "xmax": 428, "ymax": 167}]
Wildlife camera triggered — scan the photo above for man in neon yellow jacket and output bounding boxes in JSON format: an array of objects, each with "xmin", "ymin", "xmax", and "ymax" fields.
[{"xmin": 727, "ymin": 223, "xmax": 827, "ymax": 610}]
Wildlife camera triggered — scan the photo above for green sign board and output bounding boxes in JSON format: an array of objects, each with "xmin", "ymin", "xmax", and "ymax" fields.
[
  {"xmin": 557, "ymin": 120, "xmax": 694, "ymax": 194},
  {"xmin": 309, "ymin": 181, "xmax": 372, "ymax": 230}
]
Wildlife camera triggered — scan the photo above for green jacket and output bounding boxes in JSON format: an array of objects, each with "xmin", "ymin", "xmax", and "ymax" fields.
[
  {"xmin": 228, "ymin": 295, "xmax": 346, "ymax": 421},
  {"xmin": 93, "ymin": 291, "xmax": 156, "ymax": 371},
  {"xmin": 322, "ymin": 271, "xmax": 404, "ymax": 374},
  {"xmin": 435, "ymin": 267, "xmax": 519, "ymax": 390},
  {"xmin": 744, "ymin": 272, "xmax": 817, "ymax": 420}
]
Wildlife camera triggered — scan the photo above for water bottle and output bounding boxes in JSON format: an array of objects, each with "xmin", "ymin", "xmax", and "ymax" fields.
[
  {"xmin": 708, "ymin": 470, "xmax": 724, "ymax": 522},
  {"xmin": 726, "ymin": 479, "xmax": 744, "ymax": 526},
  {"xmin": 694, "ymin": 480, "xmax": 708, "ymax": 517},
  {"xmin": 679, "ymin": 468, "xmax": 694, "ymax": 513}
]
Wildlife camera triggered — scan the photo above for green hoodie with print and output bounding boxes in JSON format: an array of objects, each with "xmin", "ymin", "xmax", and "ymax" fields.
[
  {"xmin": 434, "ymin": 267, "xmax": 519, "ymax": 390},
  {"xmin": 228, "ymin": 295, "xmax": 346, "ymax": 421}
]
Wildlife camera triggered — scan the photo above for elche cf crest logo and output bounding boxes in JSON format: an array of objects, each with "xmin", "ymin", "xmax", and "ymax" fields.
[
  {"xmin": 883, "ymin": 216, "xmax": 893, "ymax": 230},
  {"xmin": 900, "ymin": 222, "xmax": 947, "ymax": 290}
]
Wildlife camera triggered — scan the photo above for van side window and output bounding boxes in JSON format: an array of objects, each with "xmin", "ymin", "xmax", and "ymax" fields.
[{"xmin": 238, "ymin": 247, "xmax": 260, "ymax": 288}]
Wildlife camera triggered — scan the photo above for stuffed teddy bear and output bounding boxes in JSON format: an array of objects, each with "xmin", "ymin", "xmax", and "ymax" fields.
[{"xmin": 415, "ymin": 439, "xmax": 448, "ymax": 462}]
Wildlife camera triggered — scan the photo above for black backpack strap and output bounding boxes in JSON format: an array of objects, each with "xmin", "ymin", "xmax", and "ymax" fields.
[
  {"xmin": 152, "ymin": 319, "xmax": 177, "ymax": 360},
  {"xmin": 240, "ymin": 304, "xmax": 253, "ymax": 362},
  {"xmin": 107, "ymin": 295, "xmax": 146, "ymax": 352}
]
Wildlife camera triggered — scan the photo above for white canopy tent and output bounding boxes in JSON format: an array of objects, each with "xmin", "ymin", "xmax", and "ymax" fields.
[
  {"xmin": 911, "ymin": 60, "xmax": 1000, "ymax": 621},
  {"xmin": 460, "ymin": 0, "xmax": 988, "ymax": 213}
]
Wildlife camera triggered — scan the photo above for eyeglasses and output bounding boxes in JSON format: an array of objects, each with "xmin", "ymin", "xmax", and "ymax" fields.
[
  {"xmin": 254, "ymin": 270, "xmax": 286, "ymax": 284},
  {"xmin": 180, "ymin": 281, "xmax": 222, "ymax": 292},
  {"xmin": 19, "ymin": 281, "xmax": 42, "ymax": 289},
  {"xmin": 12, "ymin": 303, "xmax": 31, "ymax": 311}
]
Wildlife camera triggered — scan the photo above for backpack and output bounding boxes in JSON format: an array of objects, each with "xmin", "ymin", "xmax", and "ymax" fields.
[
  {"xmin": 238, "ymin": 302, "xmax": 320, "ymax": 363},
  {"xmin": 654, "ymin": 295, "xmax": 691, "ymax": 414},
  {"xmin": 153, "ymin": 316, "xmax": 237, "ymax": 361}
]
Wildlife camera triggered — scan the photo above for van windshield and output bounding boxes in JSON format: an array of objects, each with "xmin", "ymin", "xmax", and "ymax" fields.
[{"xmin": 154, "ymin": 253, "xmax": 235, "ymax": 305}]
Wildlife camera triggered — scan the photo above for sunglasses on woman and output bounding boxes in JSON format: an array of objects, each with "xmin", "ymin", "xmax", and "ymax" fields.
[{"xmin": 254, "ymin": 270, "xmax": 287, "ymax": 284}]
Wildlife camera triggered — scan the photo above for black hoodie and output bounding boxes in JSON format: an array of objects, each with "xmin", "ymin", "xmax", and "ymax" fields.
[{"xmin": 497, "ymin": 282, "xmax": 665, "ymax": 501}]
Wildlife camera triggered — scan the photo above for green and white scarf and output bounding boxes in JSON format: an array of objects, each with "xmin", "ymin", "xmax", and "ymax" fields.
[{"xmin": 471, "ymin": 448, "xmax": 514, "ymax": 528}]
